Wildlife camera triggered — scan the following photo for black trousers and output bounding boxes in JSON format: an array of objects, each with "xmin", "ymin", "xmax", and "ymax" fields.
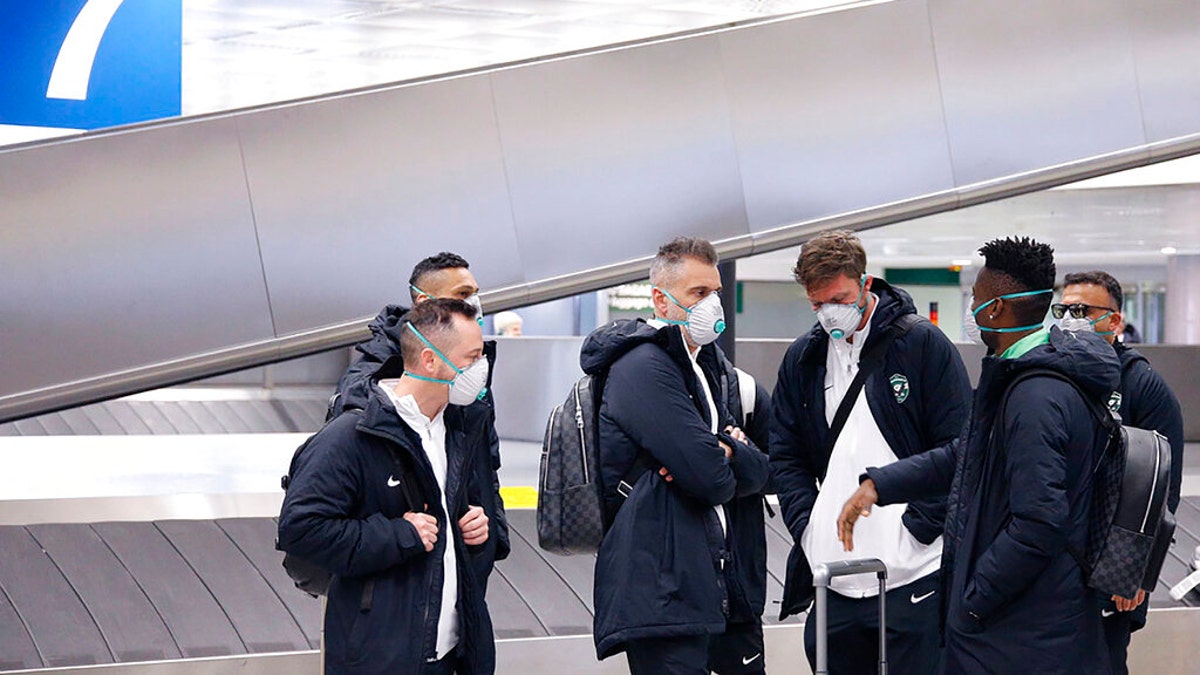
[
  {"xmin": 802, "ymin": 571, "xmax": 941, "ymax": 675},
  {"xmin": 421, "ymin": 647, "xmax": 460, "ymax": 675},
  {"xmin": 1102, "ymin": 611, "xmax": 1133, "ymax": 675},
  {"xmin": 625, "ymin": 620, "xmax": 765, "ymax": 675}
]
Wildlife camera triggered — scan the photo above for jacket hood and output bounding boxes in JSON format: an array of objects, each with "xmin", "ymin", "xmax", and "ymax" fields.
[
  {"xmin": 579, "ymin": 318, "xmax": 669, "ymax": 375},
  {"xmin": 362, "ymin": 304, "xmax": 411, "ymax": 360},
  {"xmin": 1006, "ymin": 326, "xmax": 1121, "ymax": 399}
]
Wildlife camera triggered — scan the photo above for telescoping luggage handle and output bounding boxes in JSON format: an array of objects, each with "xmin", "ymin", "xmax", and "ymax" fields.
[{"xmin": 813, "ymin": 559, "xmax": 888, "ymax": 675}]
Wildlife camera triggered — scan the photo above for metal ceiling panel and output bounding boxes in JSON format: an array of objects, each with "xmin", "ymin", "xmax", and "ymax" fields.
[
  {"xmin": 238, "ymin": 76, "xmax": 525, "ymax": 334},
  {"xmin": 490, "ymin": 34, "xmax": 747, "ymax": 281},
  {"xmin": 930, "ymin": 0, "xmax": 1146, "ymax": 186},
  {"xmin": 0, "ymin": 120, "xmax": 273, "ymax": 396},
  {"xmin": 1127, "ymin": 0, "xmax": 1200, "ymax": 143},
  {"xmin": 721, "ymin": 0, "xmax": 955, "ymax": 231}
]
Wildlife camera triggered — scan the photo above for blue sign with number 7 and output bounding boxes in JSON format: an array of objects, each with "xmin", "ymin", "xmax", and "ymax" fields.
[{"xmin": 1, "ymin": 0, "xmax": 181, "ymax": 130}]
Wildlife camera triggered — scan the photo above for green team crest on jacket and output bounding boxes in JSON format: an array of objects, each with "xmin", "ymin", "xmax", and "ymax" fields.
[
  {"xmin": 1107, "ymin": 391, "xmax": 1122, "ymax": 413},
  {"xmin": 890, "ymin": 373, "xmax": 910, "ymax": 404}
]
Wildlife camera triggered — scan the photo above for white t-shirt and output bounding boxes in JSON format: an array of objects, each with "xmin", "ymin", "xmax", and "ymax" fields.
[
  {"xmin": 379, "ymin": 381, "xmax": 459, "ymax": 659},
  {"xmin": 799, "ymin": 306, "xmax": 942, "ymax": 597}
]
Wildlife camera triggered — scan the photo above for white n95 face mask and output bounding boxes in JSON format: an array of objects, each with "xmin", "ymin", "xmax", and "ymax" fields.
[
  {"xmin": 817, "ymin": 276, "xmax": 867, "ymax": 340},
  {"xmin": 464, "ymin": 294, "xmax": 484, "ymax": 326},
  {"xmin": 404, "ymin": 323, "xmax": 490, "ymax": 405},
  {"xmin": 656, "ymin": 288, "xmax": 726, "ymax": 346},
  {"xmin": 447, "ymin": 357, "xmax": 489, "ymax": 405},
  {"xmin": 962, "ymin": 303, "xmax": 983, "ymax": 344}
]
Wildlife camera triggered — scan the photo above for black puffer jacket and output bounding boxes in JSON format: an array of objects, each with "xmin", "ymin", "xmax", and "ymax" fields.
[
  {"xmin": 582, "ymin": 319, "xmax": 771, "ymax": 659},
  {"xmin": 277, "ymin": 383, "xmax": 497, "ymax": 674},
  {"xmin": 867, "ymin": 327, "xmax": 1121, "ymax": 674},
  {"xmin": 769, "ymin": 280, "xmax": 971, "ymax": 617},
  {"xmin": 331, "ymin": 305, "xmax": 509, "ymax": 564},
  {"xmin": 1103, "ymin": 342, "xmax": 1185, "ymax": 630}
]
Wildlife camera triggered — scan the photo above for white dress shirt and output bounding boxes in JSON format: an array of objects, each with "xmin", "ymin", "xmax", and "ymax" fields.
[
  {"xmin": 379, "ymin": 380, "xmax": 459, "ymax": 659},
  {"xmin": 799, "ymin": 303, "xmax": 942, "ymax": 597}
]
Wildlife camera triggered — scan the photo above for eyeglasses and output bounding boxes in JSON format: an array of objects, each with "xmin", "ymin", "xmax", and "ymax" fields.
[{"xmin": 1050, "ymin": 303, "xmax": 1117, "ymax": 319}]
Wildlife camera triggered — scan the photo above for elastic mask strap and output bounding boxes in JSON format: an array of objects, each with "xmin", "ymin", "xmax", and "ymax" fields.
[
  {"xmin": 404, "ymin": 372, "xmax": 454, "ymax": 385},
  {"xmin": 654, "ymin": 287, "xmax": 690, "ymax": 326},
  {"xmin": 1091, "ymin": 311, "xmax": 1115, "ymax": 335},
  {"xmin": 852, "ymin": 274, "xmax": 867, "ymax": 313},
  {"xmin": 409, "ymin": 284, "xmax": 432, "ymax": 301},
  {"xmin": 405, "ymin": 323, "xmax": 463, "ymax": 375},
  {"xmin": 974, "ymin": 288, "xmax": 1052, "ymax": 332}
]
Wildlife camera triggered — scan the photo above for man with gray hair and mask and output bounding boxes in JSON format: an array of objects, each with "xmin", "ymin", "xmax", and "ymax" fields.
[{"xmin": 583, "ymin": 237, "xmax": 771, "ymax": 674}]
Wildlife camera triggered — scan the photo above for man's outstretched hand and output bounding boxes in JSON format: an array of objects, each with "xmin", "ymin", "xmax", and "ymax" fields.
[{"xmin": 837, "ymin": 478, "xmax": 879, "ymax": 552}]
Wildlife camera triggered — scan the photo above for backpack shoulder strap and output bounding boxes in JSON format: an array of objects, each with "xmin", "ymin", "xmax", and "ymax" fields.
[
  {"xmin": 733, "ymin": 366, "xmax": 757, "ymax": 429},
  {"xmin": 996, "ymin": 368, "xmax": 1119, "ymax": 575}
]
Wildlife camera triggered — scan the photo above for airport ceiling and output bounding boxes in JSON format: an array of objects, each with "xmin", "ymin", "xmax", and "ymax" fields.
[
  {"xmin": 9, "ymin": 0, "xmax": 1199, "ymax": 274},
  {"xmin": 181, "ymin": 0, "xmax": 846, "ymax": 115},
  {"xmin": 174, "ymin": 0, "xmax": 1200, "ymax": 276},
  {"xmin": 739, "ymin": 157, "xmax": 1200, "ymax": 281}
]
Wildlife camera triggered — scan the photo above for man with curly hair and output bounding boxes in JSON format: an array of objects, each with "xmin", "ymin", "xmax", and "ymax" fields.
[{"xmin": 837, "ymin": 237, "xmax": 1121, "ymax": 673}]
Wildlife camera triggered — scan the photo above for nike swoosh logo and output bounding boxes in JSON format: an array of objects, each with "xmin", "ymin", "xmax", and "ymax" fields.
[
  {"xmin": 1101, "ymin": 609, "xmax": 1116, "ymax": 618},
  {"xmin": 911, "ymin": 590, "xmax": 936, "ymax": 604},
  {"xmin": 742, "ymin": 653, "xmax": 762, "ymax": 665},
  {"xmin": 387, "ymin": 476, "xmax": 401, "ymax": 487}
]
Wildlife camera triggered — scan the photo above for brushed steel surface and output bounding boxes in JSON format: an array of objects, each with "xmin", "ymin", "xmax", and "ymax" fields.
[
  {"xmin": 721, "ymin": 0, "xmax": 954, "ymax": 231},
  {"xmin": 5, "ymin": 610, "xmax": 1199, "ymax": 674},
  {"xmin": 0, "ymin": 120, "xmax": 273, "ymax": 395},
  {"xmin": 930, "ymin": 0, "xmax": 1146, "ymax": 186},
  {"xmin": 5, "ymin": 1, "xmax": 1200, "ymax": 424},
  {"xmin": 490, "ymin": 34, "xmax": 748, "ymax": 281},
  {"xmin": 237, "ymin": 76, "xmax": 525, "ymax": 335},
  {"xmin": 1128, "ymin": 0, "xmax": 1200, "ymax": 143}
]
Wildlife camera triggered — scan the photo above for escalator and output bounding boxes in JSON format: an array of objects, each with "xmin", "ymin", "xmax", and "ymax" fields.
[{"xmin": 3, "ymin": 0, "xmax": 1199, "ymax": 424}]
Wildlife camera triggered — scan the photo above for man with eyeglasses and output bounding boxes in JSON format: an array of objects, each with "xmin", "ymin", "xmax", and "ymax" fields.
[{"xmin": 1058, "ymin": 270, "xmax": 1184, "ymax": 674}]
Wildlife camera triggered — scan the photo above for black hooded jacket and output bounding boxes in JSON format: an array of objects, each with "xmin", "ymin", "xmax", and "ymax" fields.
[
  {"xmin": 867, "ymin": 327, "xmax": 1121, "ymax": 674},
  {"xmin": 277, "ymin": 382, "xmax": 497, "ymax": 674},
  {"xmin": 330, "ymin": 304, "xmax": 509, "ymax": 564},
  {"xmin": 769, "ymin": 280, "xmax": 971, "ymax": 617},
  {"xmin": 581, "ymin": 319, "xmax": 771, "ymax": 659}
]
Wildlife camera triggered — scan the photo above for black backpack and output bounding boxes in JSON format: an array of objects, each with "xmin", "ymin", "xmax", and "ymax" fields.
[
  {"xmin": 536, "ymin": 373, "xmax": 650, "ymax": 555},
  {"xmin": 999, "ymin": 370, "xmax": 1175, "ymax": 600},
  {"xmin": 536, "ymin": 358, "xmax": 762, "ymax": 555},
  {"xmin": 277, "ymin": 411, "xmax": 423, "ymax": 597}
]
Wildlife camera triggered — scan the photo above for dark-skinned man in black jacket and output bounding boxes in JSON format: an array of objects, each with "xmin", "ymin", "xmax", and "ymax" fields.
[{"xmin": 839, "ymin": 237, "xmax": 1121, "ymax": 674}]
